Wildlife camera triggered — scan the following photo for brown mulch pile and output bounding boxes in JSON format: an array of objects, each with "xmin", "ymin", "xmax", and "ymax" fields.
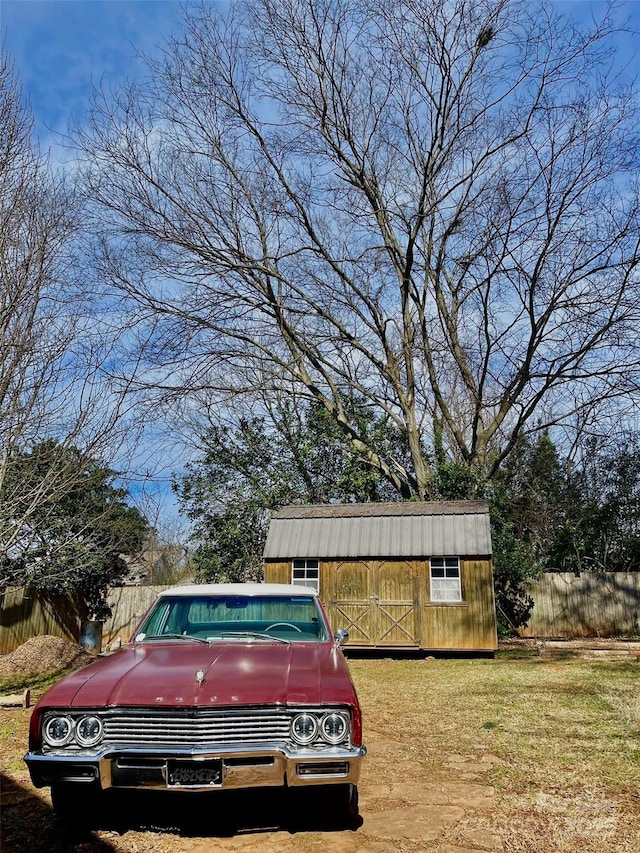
[{"xmin": 0, "ymin": 635, "xmax": 94, "ymax": 676}]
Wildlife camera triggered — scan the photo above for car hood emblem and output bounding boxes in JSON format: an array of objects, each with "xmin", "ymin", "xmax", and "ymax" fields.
[{"xmin": 196, "ymin": 670, "xmax": 205, "ymax": 685}]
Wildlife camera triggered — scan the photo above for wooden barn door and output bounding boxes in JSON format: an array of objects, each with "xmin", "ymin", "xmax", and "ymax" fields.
[
  {"xmin": 330, "ymin": 560, "xmax": 376, "ymax": 645},
  {"xmin": 328, "ymin": 559, "xmax": 419, "ymax": 647},
  {"xmin": 375, "ymin": 560, "xmax": 419, "ymax": 647}
]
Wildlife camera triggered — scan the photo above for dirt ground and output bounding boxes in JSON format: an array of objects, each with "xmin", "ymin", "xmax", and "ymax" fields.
[
  {"xmin": 0, "ymin": 635, "xmax": 503, "ymax": 853},
  {"xmin": 2, "ymin": 709, "xmax": 500, "ymax": 853},
  {"xmin": 2, "ymin": 636, "xmax": 638, "ymax": 853}
]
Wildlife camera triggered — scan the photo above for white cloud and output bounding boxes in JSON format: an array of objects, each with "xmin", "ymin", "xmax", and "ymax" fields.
[{"xmin": 2, "ymin": 0, "xmax": 189, "ymax": 154}]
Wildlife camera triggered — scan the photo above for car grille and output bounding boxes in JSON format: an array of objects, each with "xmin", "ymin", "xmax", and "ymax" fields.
[{"xmin": 102, "ymin": 709, "xmax": 292, "ymax": 746}]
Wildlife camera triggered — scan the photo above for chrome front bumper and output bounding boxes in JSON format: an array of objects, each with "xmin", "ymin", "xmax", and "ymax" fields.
[{"xmin": 25, "ymin": 741, "xmax": 366, "ymax": 792}]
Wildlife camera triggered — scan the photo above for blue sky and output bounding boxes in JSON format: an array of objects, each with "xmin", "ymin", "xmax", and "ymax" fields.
[
  {"xmin": 1, "ymin": 0, "xmax": 638, "ymax": 521},
  {"xmin": 1, "ymin": 1, "xmax": 210, "ymax": 154},
  {"xmin": 2, "ymin": 1, "xmax": 639, "ymax": 157}
]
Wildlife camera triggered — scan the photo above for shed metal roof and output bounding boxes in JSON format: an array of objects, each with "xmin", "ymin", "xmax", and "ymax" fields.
[{"xmin": 263, "ymin": 501, "xmax": 492, "ymax": 559}]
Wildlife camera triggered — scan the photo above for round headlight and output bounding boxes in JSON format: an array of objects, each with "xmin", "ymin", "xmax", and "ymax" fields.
[
  {"xmin": 43, "ymin": 715, "xmax": 73, "ymax": 747},
  {"xmin": 76, "ymin": 715, "xmax": 104, "ymax": 747},
  {"xmin": 320, "ymin": 712, "xmax": 349, "ymax": 744},
  {"xmin": 291, "ymin": 713, "xmax": 318, "ymax": 745}
]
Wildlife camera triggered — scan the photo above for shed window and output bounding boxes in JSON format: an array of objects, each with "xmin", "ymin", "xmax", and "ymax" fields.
[
  {"xmin": 292, "ymin": 559, "xmax": 320, "ymax": 592},
  {"xmin": 430, "ymin": 557, "xmax": 462, "ymax": 602}
]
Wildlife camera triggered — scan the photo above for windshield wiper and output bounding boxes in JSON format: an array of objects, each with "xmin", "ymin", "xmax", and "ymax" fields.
[
  {"xmin": 219, "ymin": 631, "xmax": 290, "ymax": 645},
  {"xmin": 143, "ymin": 634, "xmax": 212, "ymax": 644}
]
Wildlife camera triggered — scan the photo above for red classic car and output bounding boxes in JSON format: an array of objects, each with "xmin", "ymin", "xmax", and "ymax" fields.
[{"xmin": 25, "ymin": 584, "xmax": 366, "ymax": 828}]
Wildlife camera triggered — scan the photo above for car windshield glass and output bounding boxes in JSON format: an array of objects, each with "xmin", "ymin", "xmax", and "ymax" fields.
[{"xmin": 137, "ymin": 594, "xmax": 329, "ymax": 642}]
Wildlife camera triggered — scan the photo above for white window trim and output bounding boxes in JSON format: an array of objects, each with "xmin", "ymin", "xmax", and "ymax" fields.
[
  {"xmin": 429, "ymin": 556, "xmax": 462, "ymax": 602},
  {"xmin": 292, "ymin": 558, "xmax": 320, "ymax": 593}
]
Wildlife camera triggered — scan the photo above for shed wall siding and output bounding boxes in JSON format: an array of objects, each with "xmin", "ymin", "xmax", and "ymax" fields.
[
  {"xmin": 264, "ymin": 556, "xmax": 497, "ymax": 651},
  {"xmin": 419, "ymin": 559, "xmax": 497, "ymax": 650}
]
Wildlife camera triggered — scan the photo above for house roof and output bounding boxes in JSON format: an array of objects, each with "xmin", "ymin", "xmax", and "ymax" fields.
[{"xmin": 263, "ymin": 501, "xmax": 492, "ymax": 559}]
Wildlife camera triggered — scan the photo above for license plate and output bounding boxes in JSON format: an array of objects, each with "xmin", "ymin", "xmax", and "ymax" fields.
[{"xmin": 167, "ymin": 759, "xmax": 223, "ymax": 787}]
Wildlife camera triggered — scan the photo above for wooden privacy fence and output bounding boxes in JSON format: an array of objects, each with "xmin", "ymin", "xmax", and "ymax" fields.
[
  {"xmin": 519, "ymin": 572, "xmax": 640, "ymax": 639},
  {"xmin": 0, "ymin": 586, "xmax": 169, "ymax": 656},
  {"xmin": 0, "ymin": 588, "xmax": 86, "ymax": 655},
  {"xmin": 2, "ymin": 572, "xmax": 640, "ymax": 654},
  {"xmin": 102, "ymin": 585, "xmax": 168, "ymax": 646}
]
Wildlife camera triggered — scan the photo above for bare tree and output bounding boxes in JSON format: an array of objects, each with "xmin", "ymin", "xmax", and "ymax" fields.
[
  {"xmin": 0, "ymin": 54, "xmax": 142, "ymax": 573},
  {"xmin": 78, "ymin": 0, "xmax": 640, "ymax": 498}
]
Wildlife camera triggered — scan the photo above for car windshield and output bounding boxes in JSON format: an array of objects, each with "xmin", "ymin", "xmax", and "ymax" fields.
[{"xmin": 136, "ymin": 594, "xmax": 329, "ymax": 643}]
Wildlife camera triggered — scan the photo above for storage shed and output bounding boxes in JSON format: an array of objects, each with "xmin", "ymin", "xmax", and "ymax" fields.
[{"xmin": 263, "ymin": 501, "xmax": 497, "ymax": 652}]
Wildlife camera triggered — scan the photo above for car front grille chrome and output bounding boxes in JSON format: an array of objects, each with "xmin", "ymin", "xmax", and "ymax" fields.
[{"xmin": 102, "ymin": 710, "xmax": 292, "ymax": 746}]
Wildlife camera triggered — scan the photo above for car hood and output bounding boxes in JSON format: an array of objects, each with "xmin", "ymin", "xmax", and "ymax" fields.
[{"xmin": 36, "ymin": 640, "xmax": 358, "ymax": 709}]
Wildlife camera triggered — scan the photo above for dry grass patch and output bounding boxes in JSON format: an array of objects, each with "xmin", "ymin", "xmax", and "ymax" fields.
[
  {"xmin": 0, "ymin": 647, "xmax": 637, "ymax": 853},
  {"xmin": 493, "ymin": 788, "xmax": 638, "ymax": 853},
  {"xmin": 348, "ymin": 653, "xmax": 639, "ymax": 852},
  {"xmin": 603, "ymin": 682, "xmax": 640, "ymax": 729}
]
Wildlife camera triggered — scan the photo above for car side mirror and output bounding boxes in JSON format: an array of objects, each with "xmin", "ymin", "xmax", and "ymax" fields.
[{"xmin": 334, "ymin": 628, "xmax": 349, "ymax": 647}]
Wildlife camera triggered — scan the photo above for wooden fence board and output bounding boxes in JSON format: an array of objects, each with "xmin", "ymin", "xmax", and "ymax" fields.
[
  {"xmin": 0, "ymin": 586, "xmax": 168, "ymax": 655},
  {"xmin": 0, "ymin": 588, "xmax": 82, "ymax": 654},
  {"xmin": 2, "ymin": 573, "xmax": 640, "ymax": 655},
  {"xmin": 102, "ymin": 586, "xmax": 167, "ymax": 645},
  {"xmin": 520, "ymin": 572, "xmax": 640, "ymax": 638}
]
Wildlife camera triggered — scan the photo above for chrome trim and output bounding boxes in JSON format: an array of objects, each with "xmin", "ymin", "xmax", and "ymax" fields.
[
  {"xmin": 290, "ymin": 713, "xmax": 319, "ymax": 745},
  {"xmin": 102, "ymin": 710, "xmax": 292, "ymax": 746},
  {"xmin": 334, "ymin": 628, "xmax": 349, "ymax": 647},
  {"xmin": 40, "ymin": 706, "xmax": 352, "ymax": 752},
  {"xmin": 75, "ymin": 716, "xmax": 104, "ymax": 748},
  {"xmin": 43, "ymin": 715, "xmax": 74, "ymax": 748},
  {"xmin": 25, "ymin": 742, "xmax": 367, "ymax": 791}
]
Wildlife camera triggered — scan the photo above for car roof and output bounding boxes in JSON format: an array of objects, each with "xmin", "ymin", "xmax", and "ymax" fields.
[{"xmin": 156, "ymin": 583, "xmax": 319, "ymax": 598}]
